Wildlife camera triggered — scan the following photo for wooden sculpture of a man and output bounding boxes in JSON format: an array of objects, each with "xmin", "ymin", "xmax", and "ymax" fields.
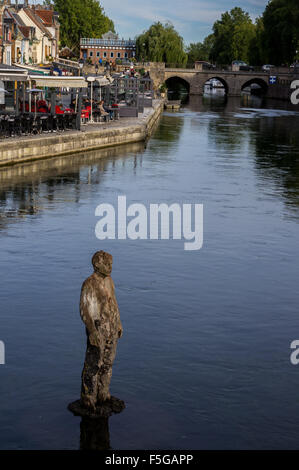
[{"xmin": 69, "ymin": 251, "xmax": 124, "ymax": 417}]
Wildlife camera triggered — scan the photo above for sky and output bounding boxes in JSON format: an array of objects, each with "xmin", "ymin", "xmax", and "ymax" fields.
[{"xmin": 101, "ymin": 0, "xmax": 269, "ymax": 45}]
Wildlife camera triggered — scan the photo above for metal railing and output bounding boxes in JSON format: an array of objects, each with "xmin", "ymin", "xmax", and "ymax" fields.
[
  {"xmin": 56, "ymin": 58, "xmax": 80, "ymax": 69},
  {"xmin": 165, "ymin": 63, "xmax": 299, "ymax": 75},
  {"xmin": 80, "ymin": 38, "xmax": 136, "ymax": 47}
]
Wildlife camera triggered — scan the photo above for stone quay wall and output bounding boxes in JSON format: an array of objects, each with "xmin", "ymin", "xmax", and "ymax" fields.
[{"xmin": 0, "ymin": 100, "xmax": 164, "ymax": 168}]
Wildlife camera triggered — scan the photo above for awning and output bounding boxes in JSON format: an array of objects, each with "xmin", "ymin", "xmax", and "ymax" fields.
[
  {"xmin": 0, "ymin": 73, "xmax": 28, "ymax": 82},
  {"xmin": 29, "ymin": 76, "xmax": 88, "ymax": 88},
  {"xmin": 95, "ymin": 76, "xmax": 114, "ymax": 86}
]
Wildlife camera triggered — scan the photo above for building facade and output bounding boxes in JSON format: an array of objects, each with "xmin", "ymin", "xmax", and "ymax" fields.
[
  {"xmin": 0, "ymin": 1, "xmax": 59, "ymax": 66},
  {"xmin": 80, "ymin": 31, "xmax": 136, "ymax": 64}
]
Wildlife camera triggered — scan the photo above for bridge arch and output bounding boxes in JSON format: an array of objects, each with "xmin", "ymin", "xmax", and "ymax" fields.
[
  {"xmin": 202, "ymin": 76, "xmax": 229, "ymax": 95},
  {"xmin": 165, "ymin": 75, "xmax": 191, "ymax": 99},
  {"xmin": 241, "ymin": 77, "xmax": 268, "ymax": 94},
  {"xmin": 165, "ymin": 76, "xmax": 191, "ymax": 91}
]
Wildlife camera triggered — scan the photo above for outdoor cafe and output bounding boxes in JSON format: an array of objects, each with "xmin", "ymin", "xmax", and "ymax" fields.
[{"xmin": 0, "ymin": 68, "xmax": 154, "ymax": 139}]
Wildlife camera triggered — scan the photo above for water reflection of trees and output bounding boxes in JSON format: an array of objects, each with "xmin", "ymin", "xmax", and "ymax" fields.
[
  {"xmin": 253, "ymin": 116, "xmax": 299, "ymax": 212},
  {"xmin": 145, "ymin": 114, "xmax": 184, "ymax": 158},
  {"xmin": 203, "ymin": 98, "xmax": 250, "ymax": 154},
  {"xmin": 200, "ymin": 94, "xmax": 299, "ymax": 213},
  {"xmin": 0, "ymin": 143, "xmax": 145, "ymax": 231}
]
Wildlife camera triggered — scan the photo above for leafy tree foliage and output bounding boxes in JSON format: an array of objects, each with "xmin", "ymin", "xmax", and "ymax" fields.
[
  {"xmin": 248, "ymin": 17, "xmax": 266, "ymax": 66},
  {"xmin": 262, "ymin": 0, "xmax": 299, "ymax": 65},
  {"xmin": 186, "ymin": 34, "xmax": 215, "ymax": 65},
  {"xmin": 211, "ymin": 7, "xmax": 256, "ymax": 64},
  {"xmin": 136, "ymin": 22, "xmax": 187, "ymax": 66},
  {"xmin": 53, "ymin": 0, "xmax": 114, "ymax": 52}
]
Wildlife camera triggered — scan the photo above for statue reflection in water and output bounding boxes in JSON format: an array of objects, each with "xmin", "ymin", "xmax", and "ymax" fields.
[
  {"xmin": 69, "ymin": 251, "xmax": 125, "ymax": 450},
  {"xmin": 80, "ymin": 417, "xmax": 111, "ymax": 450}
]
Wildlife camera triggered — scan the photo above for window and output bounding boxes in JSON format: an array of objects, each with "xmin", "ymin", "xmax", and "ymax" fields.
[
  {"xmin": 89, "ymin": 51, "xmax": 93, "ymax": 57},
  {"xmin": 117, "ymin": 52, "xmax": 121, "ymax": 58},
  {"xmin": 124, "ymin": 52, "xmax": 128, "ymax": 58},
  {"xmin": 110, "ymin": 52, "xmax": 114, "ymax": 58},
  {"xmin": 96, "ymin": 52, "xmax": 100, "ymax": 57},
  {"xmin": 103, "ymin": 52, "xmax": 107, "ymax": 58}
]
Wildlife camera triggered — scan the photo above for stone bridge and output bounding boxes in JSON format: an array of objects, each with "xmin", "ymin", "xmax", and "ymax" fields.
[{"xmin": 145, "ymin": 63, "xmax": 295, "ymax": 98}]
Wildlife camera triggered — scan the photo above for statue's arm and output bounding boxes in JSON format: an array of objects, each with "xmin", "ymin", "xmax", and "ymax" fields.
[
  {"xmin": 111, "ymin": 279, "xmax": 123, "ymax": 338},
  {"xmin": 80, "ymin": 279, "xmax": 103, "ymax": 348}
]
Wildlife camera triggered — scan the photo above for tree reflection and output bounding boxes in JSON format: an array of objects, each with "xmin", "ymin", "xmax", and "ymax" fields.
[
  {"xmin": 189, "ymin": 94, "xmax": 299, "ymax": 214},
  {"xmin": 253, "ymin": 114, "xmax": 299, "ymax": 212}
]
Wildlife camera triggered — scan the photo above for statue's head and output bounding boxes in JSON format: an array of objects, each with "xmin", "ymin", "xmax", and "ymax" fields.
[{"xmin": 92, "ymin": 251, "xmax": 113, "ymax": 277}]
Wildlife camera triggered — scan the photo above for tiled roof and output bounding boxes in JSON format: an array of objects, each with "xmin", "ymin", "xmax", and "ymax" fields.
[
  {"xmin": 24, "ymin": 8, "xmax": 52, "ymax": 39},
  {"xmin": 18, "ymin": 25, "xmax": 31, "ymax": 39},
  {"xmin": 12, "ymin": 13, "xmax": 27, "ymax": 27},
  {"xmin": 35, "ymin": 9, "xmax": 53, "ymax": 27}
]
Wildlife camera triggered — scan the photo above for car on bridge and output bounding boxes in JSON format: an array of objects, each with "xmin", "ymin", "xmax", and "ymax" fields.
[
  {"xmin": 232, "ymin": 60, "xmax": 254, "ymax": 72},
  {"xmin": 262, "ymin": 64, "xmax": 275, "ymax": 72},
  {"xmin": 195, "ymin": 61, "xmax": 216, "ymax": 70},
  {"xmin": 290, "ymin": 63, "xmax": 299, "ymax": 73}
]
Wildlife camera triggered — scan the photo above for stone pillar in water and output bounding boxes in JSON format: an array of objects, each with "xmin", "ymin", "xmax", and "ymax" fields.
[{"xmin": 69, "ymin": 251, "xmax": 125, "ymax": 417}]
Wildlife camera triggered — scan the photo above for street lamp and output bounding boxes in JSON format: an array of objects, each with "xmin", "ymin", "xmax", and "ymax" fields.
[
  {"xmin": 79, "ymin": 58, "xmax": 84, "ymax": 76},
  {"xmin": 86, "ymin": 76, "xmax": 96, "ymax": 123}
]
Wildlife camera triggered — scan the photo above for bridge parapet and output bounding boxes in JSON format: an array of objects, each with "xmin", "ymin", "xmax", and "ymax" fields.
[{"xmin": 138, "ymin": 63, "xmax": 296, "ymax": 98}]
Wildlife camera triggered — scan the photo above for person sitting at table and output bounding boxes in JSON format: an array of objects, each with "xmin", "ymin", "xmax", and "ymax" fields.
[
  {"xmin": 55, "ymin": 102, "xmax": 65, "ymax": 114},
  {"xmin": 37, "ymin": 100, "xmax": 49, "ymax": 113},
  {"xmin": 81, "ymin": 101, "xmax": 91, "ymax": 120},
  {"xmin": 99, "ymin": 100, "xmax": 113, "ymax": 120},
  {"xmin": 70, "ymin": 99, "xmax": 76, "ymax": 111}
]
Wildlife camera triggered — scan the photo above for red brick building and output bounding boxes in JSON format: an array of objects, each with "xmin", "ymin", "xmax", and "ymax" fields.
[{"xmin": 80, "ymin": 31, "xmax": 136, "ymax": 64}]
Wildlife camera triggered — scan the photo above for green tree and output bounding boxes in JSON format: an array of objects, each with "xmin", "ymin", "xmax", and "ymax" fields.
[
  {"xmin": 53, "ymin": 0, "xmax": 114, "ymax": 52},
  {"xmin": 211, "ymin": 7, "xmax": 256, "ymax": 64},
  {"xmin": 187, "ymin": 34, "xmax": 215, "ymax": 65},
  {"xmin": 136, "ymin": 22, "xmax": 187, "ymax": 66},
  {"xmin": 248, "ymin": 17, "xmax": 266, "ymax": 66},
  {"xmin": 262, "ymin": 0, "xmax": 299, "ymax": 65}
]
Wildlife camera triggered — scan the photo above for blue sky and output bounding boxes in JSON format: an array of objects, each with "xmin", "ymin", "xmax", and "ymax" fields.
[{"xmin": 101, "ymin": 0, "xmax": 268, "ymax": 44}]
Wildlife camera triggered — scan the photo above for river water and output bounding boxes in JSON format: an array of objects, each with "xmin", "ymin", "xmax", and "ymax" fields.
[{"xmin": 0, "ymin": 94, "xmax": 299, "ymax": 450}]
